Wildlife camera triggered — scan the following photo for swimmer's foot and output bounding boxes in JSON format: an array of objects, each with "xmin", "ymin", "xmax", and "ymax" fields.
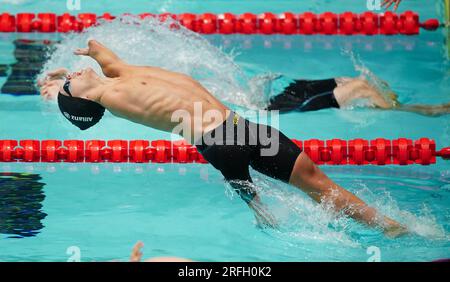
[
  {"xmin": 254, "ymin": 212, "xmax": 279, "ymax": 230},
  {"xmin": 384, "ymin": 225, "xmax": 409, "ymax": 238},
  {"xmin": 383, "ymin": 218, "xmax": 409, "ymax": 238},
  {"xmin": 248, "ymin": 199, "xmax": 279, "ymax": 229}
]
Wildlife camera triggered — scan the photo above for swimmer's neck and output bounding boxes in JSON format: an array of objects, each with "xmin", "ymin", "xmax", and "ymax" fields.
[{"xmin": 85, "ymin": 77, "xmax": 119, "ymax": 103}]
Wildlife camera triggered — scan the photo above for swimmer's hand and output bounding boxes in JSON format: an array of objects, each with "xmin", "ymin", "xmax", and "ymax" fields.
[
  {"xmin": 38, "ymin": 69, "xmax": 66, "ymax": 101},
  {"xmin": 130, "ymin": 241, "xmax": 144, "ymax": 262},
  {"xmin": 39, "ymin": 80, "xmax": 63, "ymax": 100},
  {"xmin": 47, "ymin": 68, "xmax": 69, "ymax": 79},
  {"xmin": 382, "ymin": 0, "xmax": 402, "ymax": 11},
  {"xmin": 38, "ymin": 68, "xmax": 69, "ymax": 83}
]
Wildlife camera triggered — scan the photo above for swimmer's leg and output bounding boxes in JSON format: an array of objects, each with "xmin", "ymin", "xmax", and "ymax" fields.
[
  {"xmin": 248, "ymin": 123, "xmax": 405, "ymax": 236},
  {"xmin": 335, "ymin": 78, "xmax": 450, "ymax": 116},
  {"xmin": 333, "ymin": 78, "xmax": 393, "ymax": 108},
  {"xmin": 288, "ymin": 152, "xmax": 408, "ymax": 237},
  {"xmin": 334, "ymin": 77, "xmax": 354, "ymax": 86}
]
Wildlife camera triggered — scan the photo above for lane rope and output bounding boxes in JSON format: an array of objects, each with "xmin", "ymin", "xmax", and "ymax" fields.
[
  {"xmin": 1, "ymin": 138, "xmax": 448, "ymax": 165},
  {"xmin": 0, "ymin": 11, "xmax": 442, "ymax": 35}
]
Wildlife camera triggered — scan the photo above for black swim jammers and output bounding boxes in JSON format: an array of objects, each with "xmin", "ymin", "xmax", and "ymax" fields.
[
  {"xmin": 195, "ymin": 113, "xmax": 302, "ymax": 203},
  {"xmin": 266, "ymin": 78, "xmax": 340, "ymax": 112}
]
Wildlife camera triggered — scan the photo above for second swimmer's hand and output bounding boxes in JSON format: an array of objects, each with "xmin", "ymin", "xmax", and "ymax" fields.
[{"xmin": 382, "ymin": 0, "xmax": 402, "ymax": 11}]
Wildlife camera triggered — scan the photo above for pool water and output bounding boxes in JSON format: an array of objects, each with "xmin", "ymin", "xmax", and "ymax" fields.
[{"xmin": 0, "ymin": 0, "xmax": 449, "ymax": 261}]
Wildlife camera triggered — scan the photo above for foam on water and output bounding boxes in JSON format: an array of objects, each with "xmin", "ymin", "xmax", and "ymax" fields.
[
  {"xmin": 352, "ymin": 184, "xmax": 448, "ymax": 240},
  {"xmin": 40, "ymin": 16, "xmax": 268, "ymax": 109},
  {"xmin": 224, "ymin": 170, "xmax": 448, "ymax": 248}
]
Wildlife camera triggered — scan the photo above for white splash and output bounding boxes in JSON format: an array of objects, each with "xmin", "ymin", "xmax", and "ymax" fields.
[
  {"xmin": 341, "ymin": 48, "xmax": 398, "ymax": 107},
  {"xmin": 353, "ymin": 183, "xmax": 448, "ymax": 240}
]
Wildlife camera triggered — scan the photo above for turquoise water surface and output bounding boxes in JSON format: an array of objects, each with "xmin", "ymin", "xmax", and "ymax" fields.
[{"xmin": 0, "ymin": 0, "xmax": 449, "ymax": 261}]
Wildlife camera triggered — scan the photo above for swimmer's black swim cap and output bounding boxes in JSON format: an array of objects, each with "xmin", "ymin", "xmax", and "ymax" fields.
[{"xmin": 57, "ymin": 93, "xmax": 105, "ymax": 130}]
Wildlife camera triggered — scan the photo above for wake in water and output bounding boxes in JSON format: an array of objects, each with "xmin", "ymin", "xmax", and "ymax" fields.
[
  {"xmin": 225, "ymin": 169, "xmax": 448, "ymax": 247},
  {"xmin": 352, "ymin": 183, "xmax": 448, "ymax": 240},
  {"xmin": 40, "ymin": 16, "xmax": 271, "ymax": 109}
]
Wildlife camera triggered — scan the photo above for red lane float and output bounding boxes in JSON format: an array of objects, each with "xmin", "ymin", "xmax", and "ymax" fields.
[
  {"xmin": 360, "ymin": 11, "xmax": 379, "ymax": 35},
  {"xmin": 339, "ymin": 12, "xmax": 359, "ymax": 35},
  {"xmin": 299, "ymin": 12, "xmax": 318, "ymax": 34},
  {"xmin": 0, "ymin": 11, "xmax": 441, "ymax": 34},
  {"xmin": 279, "ymin": 12, "xmax": 297, "ymax": 34},
  {"xmin": 0, "ymin": 138, "xmax": 448, "ymax": 165},
  {"xmin": 218, "ymin": 13, "xmax": 236, "ymax": 34},
  {"xmin": 318, "ymin": 12, "xmax": 338, "ymax": 35}
]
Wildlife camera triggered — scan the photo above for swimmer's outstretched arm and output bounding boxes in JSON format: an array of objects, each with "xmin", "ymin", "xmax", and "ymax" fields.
[
  {"xmin": 289, "ymin": 152, "xmax": 408, "ymax": 237},
  {"xmin": 74, "ymin": 39, "xmax": 126, "ymax": 78}
]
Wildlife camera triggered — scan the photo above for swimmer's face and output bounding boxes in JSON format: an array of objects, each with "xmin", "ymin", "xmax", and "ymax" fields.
[{"xmin": 60, "ymin": 68, "xmax": 101, "ymax": 98}]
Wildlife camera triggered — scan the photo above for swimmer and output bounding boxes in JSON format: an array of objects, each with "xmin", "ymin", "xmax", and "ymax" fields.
[
  {"xmin": 382, "ymin": 0, "xmax": 403, "ymax": 11},
  {"xmin": 39, "ymin": 39, "xmax": 407, "ymax": 237},
  {"xmin": 266, "ymin": 77, "xmax": 450, "ymax": 116}
]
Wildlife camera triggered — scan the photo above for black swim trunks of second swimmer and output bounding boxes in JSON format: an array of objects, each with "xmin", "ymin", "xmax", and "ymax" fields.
[
  {"xmin": 266, "ymin": 78, "xmax": 340, "ymax": 112},
  {"xmin": 195, "ymin": 112, "xmax": 302, "ymax": 203}
]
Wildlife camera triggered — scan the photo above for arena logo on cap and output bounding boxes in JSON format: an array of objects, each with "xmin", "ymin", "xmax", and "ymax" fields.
[{"xmin": 64, "ymin": 111, "xmax": 93, "ymax": 122}]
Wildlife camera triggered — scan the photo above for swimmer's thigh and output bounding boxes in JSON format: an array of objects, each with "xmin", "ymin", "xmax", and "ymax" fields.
[{"xmin": 249, "ymin": 124, "xmax": 302, "ymax": 183}]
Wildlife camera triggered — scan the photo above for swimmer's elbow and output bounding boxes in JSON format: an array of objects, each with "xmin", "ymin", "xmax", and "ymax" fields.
[{"xmin": 102, "ymin": 63, "xmax": 125, "ymax": 78}]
